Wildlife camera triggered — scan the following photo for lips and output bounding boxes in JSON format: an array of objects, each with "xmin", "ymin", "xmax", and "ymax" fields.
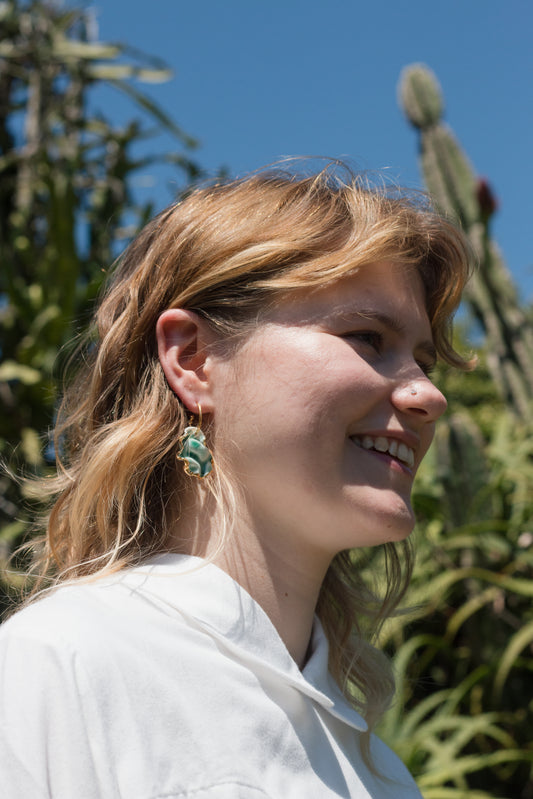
[{"xmin": 350, "ymin": 434, "xmax": 415, "ymax": 469}]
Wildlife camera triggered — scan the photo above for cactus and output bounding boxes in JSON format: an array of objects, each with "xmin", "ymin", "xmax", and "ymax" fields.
[
  {"xmin": 434, "ymin": 411, "xmax": 492, "ymax": 529},
  {"xmin": 399, "ymin": 64, "xmax": 533, "ymax": 419}
]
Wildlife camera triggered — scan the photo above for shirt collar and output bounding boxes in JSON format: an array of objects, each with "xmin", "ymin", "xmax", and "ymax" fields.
[{"xmin": 113, "ymin": 553, "xmax": 367, "ymax": 732}]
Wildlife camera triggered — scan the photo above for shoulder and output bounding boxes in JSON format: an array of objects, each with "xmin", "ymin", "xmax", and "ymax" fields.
[
  {"xmin": 0, "ymin": 565, "xmax": 176, "ymax": 651},
  {"xmin": 0, "ymin": 574, "xmax": 164, "ymax": 697},
  {"xmin": 0, "ymin": 582, "xmax": 118, "ymax": 713},
  {"xmin": 0, "ymin": 573, "xmax": 203, "ymax": 797},
  {"xmin": 0, "ymin": 584, "xmax": 120, "ymax": 797},
  {"xmin": 1, "ymin": 580, "xmax": 119, "ymax": 653},
  {"xmin": 0, "ymin": 567, "xmax": 215, "ymax": 695}
]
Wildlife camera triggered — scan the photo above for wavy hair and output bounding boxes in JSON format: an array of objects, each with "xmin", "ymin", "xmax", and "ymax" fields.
[{"xmin": 21, "ymin": 164, "xmax": 473, "ymax": 757}]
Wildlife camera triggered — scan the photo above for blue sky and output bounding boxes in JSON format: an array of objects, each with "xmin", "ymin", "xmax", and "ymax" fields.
[{"xmin": 93, "ymin": 0, "xmax": 532, "ymax": 298}]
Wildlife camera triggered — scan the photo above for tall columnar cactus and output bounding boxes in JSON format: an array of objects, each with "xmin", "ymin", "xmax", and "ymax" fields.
[{"xmin": 399, "ymin": 64, "xmax": 533, "ymax": 419}]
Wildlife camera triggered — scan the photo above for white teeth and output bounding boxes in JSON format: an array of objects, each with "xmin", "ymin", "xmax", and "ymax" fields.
[
  {"xmin": 352, "ymin": 435, "xmax": 415, "ymax": 468},
  {"xmin": 398, "ymin": 442, "xmax": 410, "ymax": 463}
]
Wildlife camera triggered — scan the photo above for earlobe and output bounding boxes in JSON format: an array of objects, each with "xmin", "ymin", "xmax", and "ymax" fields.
[{"xmin": 156, "ymin": 309, "xmax": 215, "ymax": 414}]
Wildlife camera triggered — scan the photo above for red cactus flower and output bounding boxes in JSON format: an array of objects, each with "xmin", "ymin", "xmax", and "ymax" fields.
[{"xmin": 476, "ymin": 177, "xmax": 499, "ymax": 223}]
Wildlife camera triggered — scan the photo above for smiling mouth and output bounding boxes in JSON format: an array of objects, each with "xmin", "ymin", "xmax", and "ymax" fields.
[{"xmin": 350, "ymin": 435, "xmax": 415, "ymax": 469}]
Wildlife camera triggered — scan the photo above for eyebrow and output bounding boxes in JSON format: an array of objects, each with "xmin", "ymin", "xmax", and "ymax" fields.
[
  {"xmin": 341, "ymin": 309, "xmax": 406, "ymax": 333},
  {"xmin": 333, "ymin": 309, "xmax": 438, "ymax": 362}
]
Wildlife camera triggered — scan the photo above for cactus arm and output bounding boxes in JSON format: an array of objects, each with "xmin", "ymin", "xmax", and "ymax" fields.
[{"xmin": 399, "ymin": 64, "xmax": 533, "ymax": 419}]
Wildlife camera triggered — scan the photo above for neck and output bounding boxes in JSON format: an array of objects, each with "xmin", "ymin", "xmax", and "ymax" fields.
[
  {"xmin": 169, "ymin": 493, "xmax": 331, "ymax": 668},
  {"xmin": 215, "ymin": 542, "xmax": 327, "ymax": 668},
  {"xmin": 209, "ymin": 501, "xmax": 333, "ymax": 668}
]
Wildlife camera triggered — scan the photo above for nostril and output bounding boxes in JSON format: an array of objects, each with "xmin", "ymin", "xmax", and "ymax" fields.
[{"xmin": 392, "ymin": 380, "xmax": 447, "ymax": 422}]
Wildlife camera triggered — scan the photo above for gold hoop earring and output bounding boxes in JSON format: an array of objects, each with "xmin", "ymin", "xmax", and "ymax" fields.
[{"xmin": 177, "ymin": 404, "xmax": 214, "ymax": 478}]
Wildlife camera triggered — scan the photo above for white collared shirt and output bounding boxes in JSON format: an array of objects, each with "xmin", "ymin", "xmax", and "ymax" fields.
[{"xmin": 0, "ymin": 554, "xmax": 422, "ymax": 798}]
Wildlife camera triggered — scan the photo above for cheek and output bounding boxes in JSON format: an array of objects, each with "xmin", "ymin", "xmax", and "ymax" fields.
[
  {"xmin": 211, "ymin": 329, "xmax": 386, "ymax": 466},
  {"xmin": 211, "ymin": 345, "xmax": 328, "ymax": 456}
]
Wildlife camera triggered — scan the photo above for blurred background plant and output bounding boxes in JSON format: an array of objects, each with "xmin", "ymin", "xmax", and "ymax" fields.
[
  {"xmin": 369, "ymin": 64, "xmax": 533, "ymax": 799},
  {"xmin": 1, "ymin": 2, "xmax": 532, "ymax": 794},
  {"xmin": 0, "ymin": 0, "xmax": 201, "ymax": 609}
]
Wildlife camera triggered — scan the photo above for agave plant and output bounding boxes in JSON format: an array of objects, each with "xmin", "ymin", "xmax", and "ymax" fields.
[{"xmin": 371, "ymin": 356, "xmax": 533, "ymax": 796}]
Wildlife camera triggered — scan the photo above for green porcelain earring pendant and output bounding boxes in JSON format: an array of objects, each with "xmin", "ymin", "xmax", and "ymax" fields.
[{"xmin": 177, "ymin": 405, "xmax": 214, "ymax": 478}]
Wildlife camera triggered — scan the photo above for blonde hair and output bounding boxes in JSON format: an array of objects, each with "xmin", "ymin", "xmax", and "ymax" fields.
[{"xmin": 22, "ymin": 164, "xmax": 472, "ymax": 751}]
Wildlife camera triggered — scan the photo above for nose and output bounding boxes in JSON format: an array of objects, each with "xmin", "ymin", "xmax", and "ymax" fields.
[{"xmin": 391, "ymin": 377, "xmax": 448, "ymax": 422}]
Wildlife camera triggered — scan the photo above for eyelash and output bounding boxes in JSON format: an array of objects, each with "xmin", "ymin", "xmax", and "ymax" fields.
[
  {"xmin": 343, "ymin": 331, "xmax": 436, "ymax": 378},
  {"xmin": 345, "ymin": 330, "xmax": 383, "ymax": 351},
  {"xmin": 417, "ymin": 361, "xmax": 436, "ymax": 378}
]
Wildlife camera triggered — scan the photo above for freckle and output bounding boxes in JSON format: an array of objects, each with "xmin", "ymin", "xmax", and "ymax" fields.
[{"xmin": 284, "ymin": 592, "xmax": 288, "ymax": 597}]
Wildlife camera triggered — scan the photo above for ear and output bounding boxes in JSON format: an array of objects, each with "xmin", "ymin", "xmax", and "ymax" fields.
[{"xmin": 156, "ymin": 309, "xmax": 216, "ymax": 415}]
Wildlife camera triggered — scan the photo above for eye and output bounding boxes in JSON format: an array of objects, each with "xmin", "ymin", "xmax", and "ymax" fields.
[
  {"xmin": 343, "ymin": 330, "xmax": 383, "ymax": 352},
  {"xmin": 417, "ymin": 359, "xmax": 436, "ymax": 378}
]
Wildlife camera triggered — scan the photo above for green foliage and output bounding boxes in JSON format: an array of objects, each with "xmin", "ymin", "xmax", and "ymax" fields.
[
  {"xmin": 377, "ymin": 65, "xmax": 533, "ymax": 797},
  {"xmin": 0, "ymin": 0, "xmax": 201, "ymax": 612},
  {"xmin": 375, "ymin": 400, "xmax": 533, "ymax": 796}
]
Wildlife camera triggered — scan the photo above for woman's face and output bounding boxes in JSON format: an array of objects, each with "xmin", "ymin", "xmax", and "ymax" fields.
[{"xmin": 208, "ymin": 262, "xmax": 447, "ymax": 560}]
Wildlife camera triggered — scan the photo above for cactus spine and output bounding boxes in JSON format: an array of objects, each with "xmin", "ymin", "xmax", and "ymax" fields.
[{"xmin": 399, "ymin": 64, "xmax": 533, "ymax": 419}]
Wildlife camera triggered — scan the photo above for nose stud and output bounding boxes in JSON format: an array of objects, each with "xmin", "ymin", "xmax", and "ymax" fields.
[{"xmin": 410, "ymin": 388, "xmax": 417, "ymax": 396}]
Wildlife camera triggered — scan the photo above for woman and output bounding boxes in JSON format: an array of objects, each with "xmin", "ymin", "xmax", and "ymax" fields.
[{"xmin": 0, "ymin": 165, "xmax": 472, "ymax": 798}]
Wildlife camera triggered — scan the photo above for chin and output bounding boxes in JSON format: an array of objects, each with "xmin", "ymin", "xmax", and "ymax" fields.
[
  {"xmin": 349, "ymin": 497, "xmax": 416, "ymax": 548},
  {"xmin": 382, "ymin": 520, "xmax": 415, "ymax": 545},
  {"xmin": 311, "ymin": 488, "xmax": 418, "ymax": 553},
  {"xmin": 382, "ymin": 497, "xmax": 416, "ymax": 540}
]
